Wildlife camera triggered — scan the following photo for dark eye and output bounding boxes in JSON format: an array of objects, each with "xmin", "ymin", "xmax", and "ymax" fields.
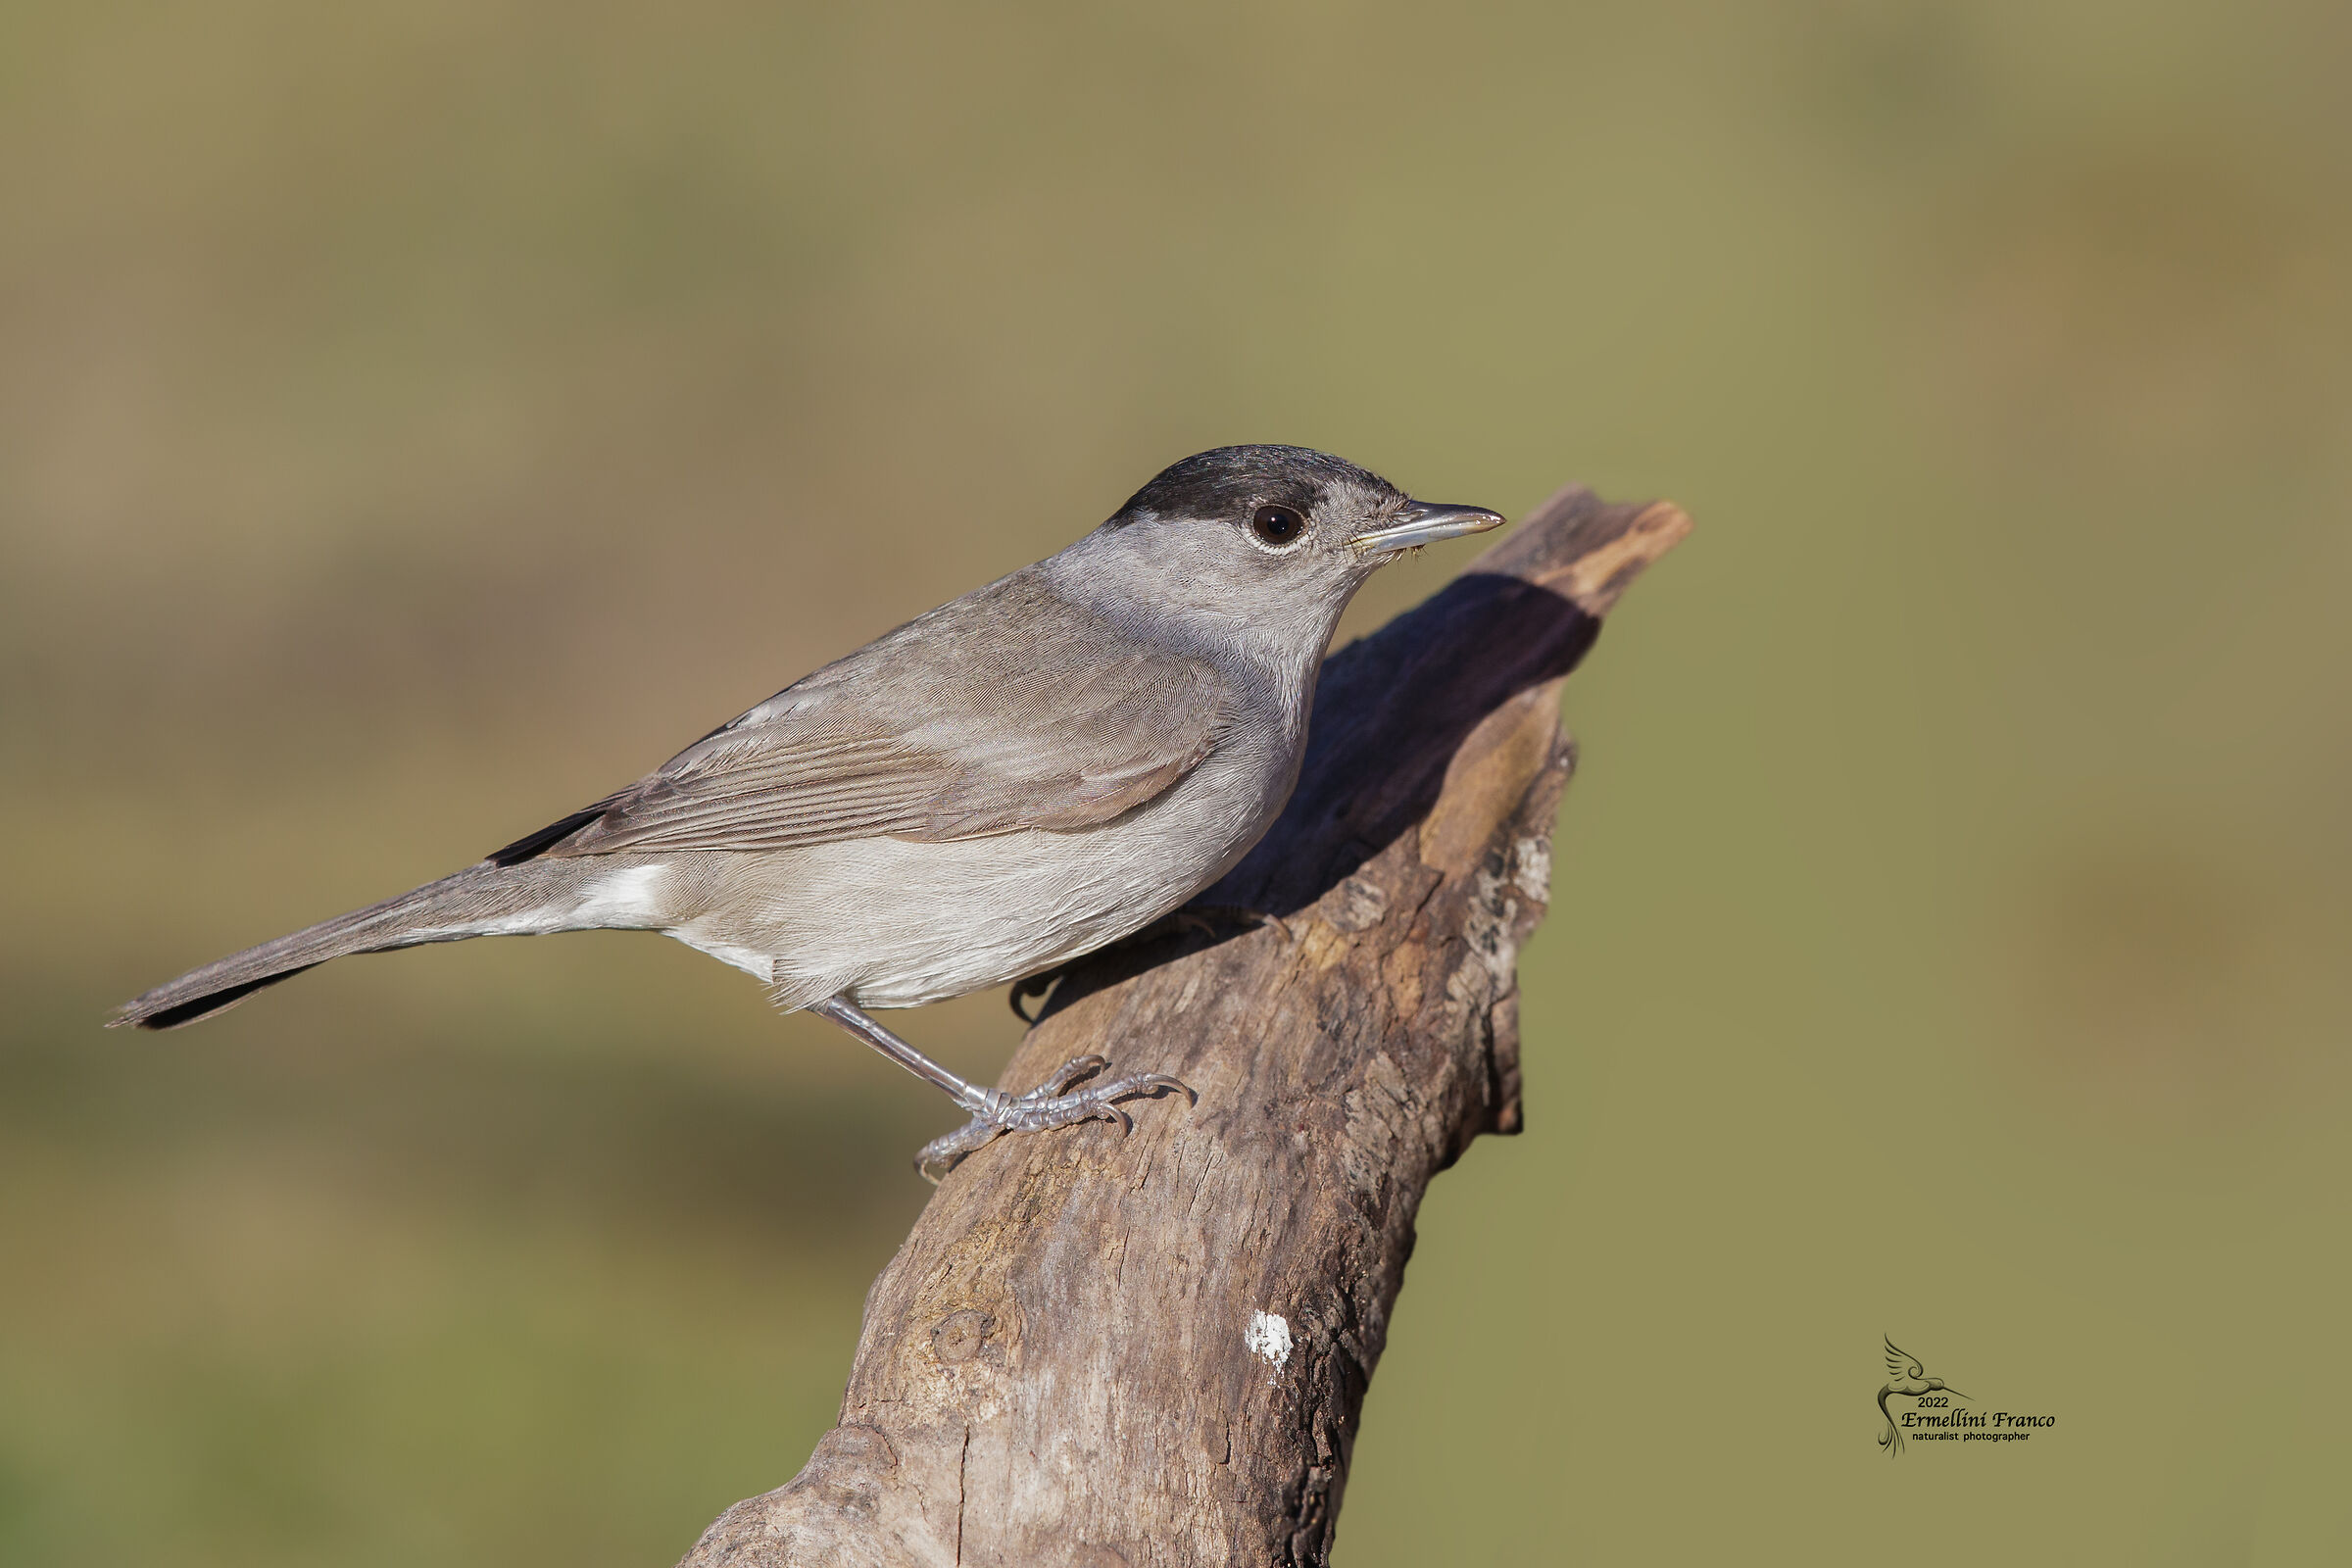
[{"xmin": 1250, "ymin": 504, "xmax": 1305, "ymax": 547}]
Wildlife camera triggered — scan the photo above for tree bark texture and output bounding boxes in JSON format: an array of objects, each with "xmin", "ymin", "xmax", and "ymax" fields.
[{"xmin": 679, "ymin": 485, "xmax": 1691, "ymax": 1568}]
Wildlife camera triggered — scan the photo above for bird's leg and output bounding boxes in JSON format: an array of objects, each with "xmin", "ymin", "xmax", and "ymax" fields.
[{"xmin": 808, "ymin": 995, "xmax": 1194, "ymax": 1183}]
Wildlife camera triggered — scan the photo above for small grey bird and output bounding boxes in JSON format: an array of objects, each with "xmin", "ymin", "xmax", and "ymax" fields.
[{"xmin": 115, "ymin": 445, "xmax": 1504, "ymax": 1175}]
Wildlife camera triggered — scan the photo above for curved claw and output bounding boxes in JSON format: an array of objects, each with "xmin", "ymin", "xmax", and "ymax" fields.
[
  {"xmin": 1105, "ymin": 1073, "xmax": 1196, "ymax": 1106},
  {"xmin": 916, "ymin": 1118, "xmax": 1013, "ymax": 1183},
  {"xmin": 1033, "ymin": 1054, "xmax": 1110, "ymax": 1097}
]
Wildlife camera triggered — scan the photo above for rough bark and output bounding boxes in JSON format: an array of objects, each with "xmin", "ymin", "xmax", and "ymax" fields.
[{"xmin": 679, "ymin": 486, "xmax": 1691, "ymax": 1568}]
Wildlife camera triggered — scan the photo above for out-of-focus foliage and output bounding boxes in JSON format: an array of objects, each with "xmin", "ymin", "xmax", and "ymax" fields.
[{"xmin": 3, "ymin": 0, "xmax": 2347, "ymax": 1562}]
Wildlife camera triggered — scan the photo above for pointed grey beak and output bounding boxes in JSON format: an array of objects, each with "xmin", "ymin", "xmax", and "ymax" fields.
[{"xmin": 1351, "ymin": 500, "xmax": 1508, "ymax": 559}]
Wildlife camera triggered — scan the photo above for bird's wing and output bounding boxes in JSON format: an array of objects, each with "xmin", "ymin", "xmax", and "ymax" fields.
[
  {"xmin": 1885, "ymin": 1337, "xmax": 1924, "ymax": 1381},
  {"xmin": 489, "ymin": 573, "xmax": 1233, "ymax": 861}
]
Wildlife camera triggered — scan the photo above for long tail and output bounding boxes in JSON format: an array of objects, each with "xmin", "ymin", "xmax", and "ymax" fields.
[{"xmin": 113, "ymin": 860, "xmax": 587, "ymax": 1030}]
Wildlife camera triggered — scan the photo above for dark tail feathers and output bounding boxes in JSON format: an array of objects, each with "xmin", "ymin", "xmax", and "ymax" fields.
[{"xmin": 113, "ymin": 862, "xmax": 566, "ymax": 1030}]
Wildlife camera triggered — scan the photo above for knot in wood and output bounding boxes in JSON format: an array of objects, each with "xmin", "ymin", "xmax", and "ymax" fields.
[{"xmin": 930, "ymin": 1308, "xmax": 995, "ymax": 1364}]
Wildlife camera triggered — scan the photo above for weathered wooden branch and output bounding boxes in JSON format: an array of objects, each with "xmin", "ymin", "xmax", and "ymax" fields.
[{"xmin": 679, "ymin": 486, "xmax": 1690, "ymax": 1568}]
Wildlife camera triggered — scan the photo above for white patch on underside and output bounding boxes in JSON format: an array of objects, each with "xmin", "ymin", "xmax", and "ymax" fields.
[
  {"xmin": 573, "ymin": 863, "xmax": 667, "ymax": 925},
  {"xmin": 1246, "ymin": 1310, "xmax": 1292, "ymax": 1372},
  {"xmin": 667, "ymin": 931, "xmax": 777, "ymax": 983}
]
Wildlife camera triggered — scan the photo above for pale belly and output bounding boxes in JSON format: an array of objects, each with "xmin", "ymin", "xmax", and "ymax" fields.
[{"xmin": 638, "ymin": 742, "xmax": 1297, "ymax": 1009}]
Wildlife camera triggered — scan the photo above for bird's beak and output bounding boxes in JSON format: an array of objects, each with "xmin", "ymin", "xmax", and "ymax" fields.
[
  {"xmin": 1351, "ymin": 500, "xmax": 1507, "ymax": 560},
  {"xmin": 1948, "ymin": 1389, "xmax": 1970, "ymax": 1400}
]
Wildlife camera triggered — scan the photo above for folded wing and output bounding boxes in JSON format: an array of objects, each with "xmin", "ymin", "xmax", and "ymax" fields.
[{"xmin": 491, "ymin": 573, "xmax": 1231, "ymax": 861}]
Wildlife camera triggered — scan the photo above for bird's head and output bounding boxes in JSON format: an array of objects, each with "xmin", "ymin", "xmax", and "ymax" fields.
[{"xmin": 1055, "ymin": 445, "xmax": 1505, "ymax": 658}]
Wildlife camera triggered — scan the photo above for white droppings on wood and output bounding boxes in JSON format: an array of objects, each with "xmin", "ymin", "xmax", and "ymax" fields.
[
  {"xmin": 1461, "ymin": 863, "xmax": 1523, "ymax": 987},
  {"xmin": 1245, "ymin": 1310, "xmax": 1292, "ymax": 1372},
  {"xmin": 1511, "ymin": 835, "xmax": 1552, "ymax": 902}
]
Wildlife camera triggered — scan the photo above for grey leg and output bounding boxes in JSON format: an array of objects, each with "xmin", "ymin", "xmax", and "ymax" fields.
[{"xmin": 808, "ymin": 995, "xmax": 1194, "ymax": 1182}]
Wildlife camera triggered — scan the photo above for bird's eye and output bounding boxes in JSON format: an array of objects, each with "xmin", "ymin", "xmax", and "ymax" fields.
[{"xmin": 1250, "ymin": 504, "xmax": 1305, "ymax": 548}]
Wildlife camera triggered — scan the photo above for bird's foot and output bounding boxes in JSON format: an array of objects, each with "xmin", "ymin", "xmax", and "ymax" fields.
[{"xmin": 917, "ymin": 1054, "xmax": 1194, "ymax": 1182}]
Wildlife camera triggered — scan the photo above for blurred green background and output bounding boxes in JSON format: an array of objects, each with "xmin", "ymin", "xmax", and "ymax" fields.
[{"xmin": 4, "ymin": 0, "xmax": 2348, "ymax": 1562}]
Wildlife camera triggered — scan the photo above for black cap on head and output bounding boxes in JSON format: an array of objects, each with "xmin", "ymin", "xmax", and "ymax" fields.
[{"xmin": 1109, "ymin": 445, "xmax": 1401, "ymax": 527}]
